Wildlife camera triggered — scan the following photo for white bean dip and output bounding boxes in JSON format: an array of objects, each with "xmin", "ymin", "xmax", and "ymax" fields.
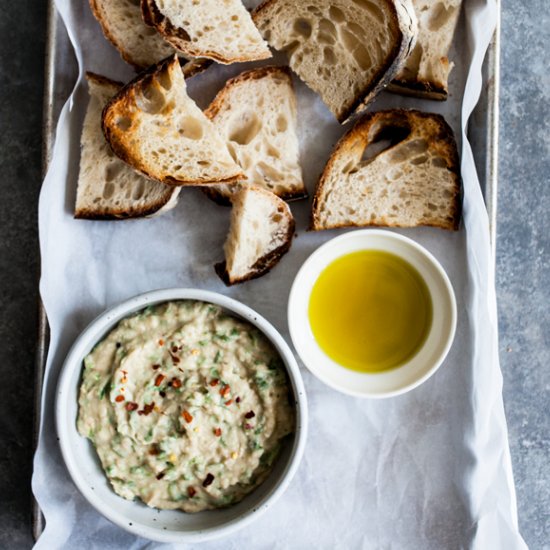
[{"xmin": 77, "ymin": 300, "xmax": 295, "ymax": 512}]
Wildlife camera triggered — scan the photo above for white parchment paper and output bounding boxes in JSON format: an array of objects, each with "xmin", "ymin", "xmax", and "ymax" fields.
[{"xmin": 33, "ymin": 0, "xmax": 527, "ymax": 548}]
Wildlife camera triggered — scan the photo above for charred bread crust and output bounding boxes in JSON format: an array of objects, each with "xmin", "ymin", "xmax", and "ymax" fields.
[
  {"xmin": 387, "ymin": 79, "xmax": 448, "ymax": 101},
  {"xmin": 181, "ymin": 57, "xmax": 213, "ymax": 79},
  {"xmin": 101, "ymin": 55, "xmax": 245, "ymax": 186},
  {"xmin": 214, "ymin": 217, "xmax": 295, "ymax": 286},
  {"xmin": 142, "ymin": 0, "xmax": 271, "ymax": 64},
  {"xmin": 74, "ymin": 196, "xmax": 173, "ymax": 220},
  {"xmin": 85, "ymin": 72, "xmax": 125, "ymax": 90},
  {"xmin": 203, "ymin": 186, "xmax": 308, "ymax": 207},
  {"xmin": 310, "ymin": 109, "xmax": 462, "ymax": 231},
  {"xmin": 252, "ymin": 0, "xmax": 417, "ymax": 124},
  {"xmin": 203, "ymin": 188, "xmax": 234, "ymax": 207}
]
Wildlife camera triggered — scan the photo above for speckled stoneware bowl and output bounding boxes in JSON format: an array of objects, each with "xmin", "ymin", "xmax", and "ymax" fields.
[{"xmin": 56, "ymin": 288, "xmax": 308, "ymax": 543}]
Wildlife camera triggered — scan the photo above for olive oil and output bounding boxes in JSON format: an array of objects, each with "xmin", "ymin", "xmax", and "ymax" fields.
[{"xmin": 308, "ymin": 250, "xmax": 432, "ymax": 373}]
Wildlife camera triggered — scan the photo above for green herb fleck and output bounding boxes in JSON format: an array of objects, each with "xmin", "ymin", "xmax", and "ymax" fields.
[
  {"xmin": 248, "ymin": 439, "xmax": 263, "ymax": 452},
  {"xmin": 99, "ymin": 380, "xmax": 112, "ymax": 400},
  {"xmin": 255, "ymin": 376, "xmax": 269, "ymax": 391},
  {"xmin": 210, "ymin": 367, "xmax": 220, "ymax": 378}
]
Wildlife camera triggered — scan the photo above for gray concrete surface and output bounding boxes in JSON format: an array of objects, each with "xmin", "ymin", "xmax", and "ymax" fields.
[
  {"xmin": 0, "ymin": 1, "xmax": 547, "ymax": 548},
  {"xmin": 0, "ymin": 1, "xmax": 45, "ymax": 548},
  {"xmin": 498, "ymin": 2, "xmax": 550, "ymax": 547}
]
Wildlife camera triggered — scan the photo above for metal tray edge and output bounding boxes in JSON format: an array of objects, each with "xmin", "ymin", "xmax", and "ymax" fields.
[{"xmin": 32, "ymin": 0, "xmax": 502, "ymax": 540}]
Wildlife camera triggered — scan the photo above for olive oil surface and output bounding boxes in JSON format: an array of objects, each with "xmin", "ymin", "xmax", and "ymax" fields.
[{"xmin": 308, "ymin": 250, "xmax": 433, "ymax": 373}]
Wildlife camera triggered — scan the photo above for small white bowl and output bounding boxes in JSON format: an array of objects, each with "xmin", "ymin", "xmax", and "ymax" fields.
[
  {"xmin": 288, "ymin": 230, "xmax": 456, "ymax": 398},
  {"xmin": 56, "ymin": 288, "xmax": 307, "ymax": 543}
]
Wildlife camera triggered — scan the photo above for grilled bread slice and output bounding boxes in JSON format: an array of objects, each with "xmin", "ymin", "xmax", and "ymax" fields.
[
  {"xmin": 204, "ymin": 66, "xmax": 306, "ymax": 205},
  {"xmin": 311, "ymin": 109, "xmax": 461, "ymax": 231},
  {"xmin": 216, "ymin": 187, "xmax": 295, "ymax": 285},
  {"xmin": 102, "ymin": 55, "xmax": 245, "ymax": 186},
  {"xmin": 141, "ymin": 0, "xmax": 271, "ymax": 64},
  {"xmin": 89, "ymin": 0, "xmax": 176, "ymax": 69},
  {"xmin": 253, "ymin": 0, "xmax": 417, "ymax": 123},
  {"xmin": 76, "ymin": 73, "xmax": 179, "ymax": 220},
  {"xmin": 388, "ymin": 0, "xmax": 462, "ymax": 99}
]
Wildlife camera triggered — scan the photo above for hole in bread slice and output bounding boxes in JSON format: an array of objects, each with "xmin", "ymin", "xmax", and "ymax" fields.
[
  {"xmin": 363, "ymin": 124, "xmax": 411, "ymax": 162},
  {"xmin": 228, "ymin": 113, "xmax": 263, "ymax": 146}
]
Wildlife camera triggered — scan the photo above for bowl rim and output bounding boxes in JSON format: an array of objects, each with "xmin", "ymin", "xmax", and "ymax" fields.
[
  {"xmin": 288, "ymin": 229, "xmax": 457, "ymax": 398},
  {"xmin": 55, "ymin": 288, "xmax": 308, "ymax": 543}
]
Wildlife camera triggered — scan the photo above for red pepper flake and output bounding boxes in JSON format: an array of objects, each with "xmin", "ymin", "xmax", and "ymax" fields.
[
  {"xmin": 244, "ymin": 423, "xmax": 253, "ymax": 430},
  {"xmin": 152, "ymin": 364, "xmax": 161, "ymax": 370},
  {"xmin": 125, "ymin": 402, "xmax": 138, "ymax": 412},
  {"xmin": 209, "ymin": 378, "xmax": 219, "ymax": 387},
  {"xmin": 158, "ymin": 339, "xmax": 165, "ymax": 346},
  {"xmin": 224, "ymin": 399, "xmax": 233, "ymax": 406},
  {"xmin": 156, "ymin": 472, "xmax": 165, "ymax": 480},
  {"xmin": 171, "ymin": 378, "xmax": 182, "ymax": 389},
  {"xmin": 138, "ymin": 402, "xmax": 155, "ymax": 416},
  {"xmin": 236, "ymin": 396, "xmax": 241, "ymax": 403},
  {"xmin": 115, "ymin": 395, "xmax": 125, "ymax": 403},
  {"xmin": 220, "ymin": 385, "xmax": 230, "ymax": 397},
  {"xmin": 202, "ymin": 473, "xmax": 215, "ymax": 487},
  {"xmin": 214, "ymin": 427, "xmax": 222, "ymax": 437},
  {"xmin": 182, "ymin": 410, "xmax": 193, "ymax": 423},
  {"xmin": 154, "ymin": 374, "xmax": 165, "ymax": 387},
  {"xmin": 169, "ymin": 352, "xmax": 180, "ymax": 364},
  {"xmin": 244, "ymin": 411, "xmax": 255, "ymax": 419},
  {"xmin": 187, "ymin": 486, "xmax": 197, "ymax": 498}
]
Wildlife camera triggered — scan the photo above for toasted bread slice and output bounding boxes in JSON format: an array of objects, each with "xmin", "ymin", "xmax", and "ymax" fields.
[
  {"xmin": 311, "ymin": 109, "xmax": 461, "ymax": 231},
  {"xmin": 102, "ymin": 56, "xmax": 245, "ymax": 186},
  {"xmin": 89, "ymin": 0, "xmax": 176, "ymax": 69},
  {"xmin": 216, "ymin": 187, "xmax": 295, "ymax": 285},
  {"xmin": 76, "ymin": 73, "xmax": 179, "ymax": 220},
  {"xmin": 141, "ymin": 0, "xmax": 271, "ymax": 64},
  {"xmin": 253, "ymin": 0, "xmax": 417, "ymax": 123},
  {"xmin": 204, "ymin": 66, "xmax": 306, "ymax": 205},
  {"xmin": 388, "ymin": 0, "xmax": 462, "ymax": 100}
]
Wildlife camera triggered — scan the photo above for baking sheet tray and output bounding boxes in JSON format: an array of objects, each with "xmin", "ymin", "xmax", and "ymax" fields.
[{"xmin": 32, "ymin": 0, "xmax": 502, "ymax": 540}]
